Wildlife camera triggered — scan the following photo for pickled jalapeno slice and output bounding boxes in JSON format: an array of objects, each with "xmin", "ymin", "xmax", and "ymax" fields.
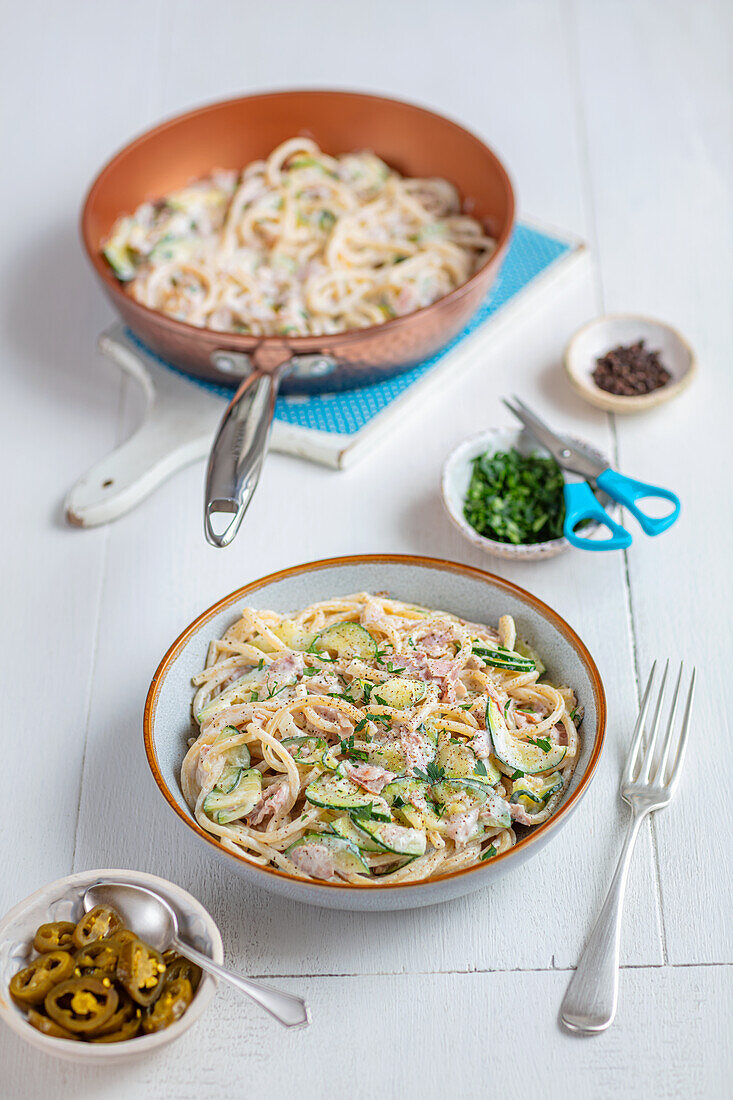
[
  {"xmin": 74, "ymin": 939, "xmax": 120, "ymax": 974},
  {"xmin": 72, "ymin": 905, "xmax": 123, "ymax": 948},
  {"xmin": 27, "ymin": 1008, "xmax": 77, "ymax": 1040},
  {"xmin": 44, "ymin": 978, "xmax": 118, "ymax": 1034},
  {"xmin": 142, "ymin": 977, "xmax": 193, "ymax": 1033},
  {"xmin": 116, "ymin": 938, "xmax": 166, "ymax": 1006},
  {"xmin": 32, "ymin": 922, "xmax": 76, "ymax": 955},
  {"xmin": 9, "ymin": 951, "xmax": 76, "ymax": 1006}
]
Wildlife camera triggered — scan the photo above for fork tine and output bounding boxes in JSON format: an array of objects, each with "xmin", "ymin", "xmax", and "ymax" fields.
[
  {"xmin": 656, "ymin": 663, "xmax": 684, "ymax": 781},
  {"xmin": 623, "ymin": 661, "xmax": 657, "ymax": 783},
  {"xmin": 667, "ymin": 668, "xmax": 696, "ymax": 790},
  {"xmin": 639, "ymin": 660, "xmax": 669, "ymax": 782}
]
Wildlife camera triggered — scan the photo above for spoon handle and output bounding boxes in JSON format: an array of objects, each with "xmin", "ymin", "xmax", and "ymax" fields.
[{"xmin": 171, "ymin": 937, "xmax": 309, "ymax": 1029}]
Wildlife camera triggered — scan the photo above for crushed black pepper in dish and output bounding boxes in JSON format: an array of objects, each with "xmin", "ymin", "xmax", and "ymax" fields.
[{"xmin": 592, "ymin": 340, "xmax": 671, "ymax": 396}]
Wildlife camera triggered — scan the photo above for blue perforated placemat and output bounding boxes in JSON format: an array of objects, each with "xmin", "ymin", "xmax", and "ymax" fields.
[{"xmin": 126, "ymin": 222, "xmax": 573, "ymax": 437}]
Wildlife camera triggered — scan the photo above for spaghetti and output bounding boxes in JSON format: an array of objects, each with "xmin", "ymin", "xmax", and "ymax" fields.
[
  {"xmin": 181, "ymin": 593, "xmax": 581, "ymax": 885},
  {"xmin": 102, "ymin": 138, "xmax": 495, "ymax": 336}
]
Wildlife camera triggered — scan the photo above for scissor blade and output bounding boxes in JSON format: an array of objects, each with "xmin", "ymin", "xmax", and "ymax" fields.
[{"xmin": 502, "ymin": 396, "xmax": 603, "ymax": 480}]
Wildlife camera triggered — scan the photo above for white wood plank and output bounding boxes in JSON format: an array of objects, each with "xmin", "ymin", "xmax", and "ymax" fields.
[
  {"xmin": 0, "ymin": 1, "xmax": 165, "ymax": 913},
  {"xmin": 1, "ymin": 964, "xmax": 729, "ymax": 1099},
  {"xmin": 571, "ymin": 0, "xmax": 733, "ymax": 965}
]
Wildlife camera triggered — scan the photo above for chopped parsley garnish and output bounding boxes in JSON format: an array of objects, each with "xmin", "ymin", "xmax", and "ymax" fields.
[
  {"xmin": 257, "ymin": 658, "xmax": 265, "ymax": 670},
  {"xmin": 527, "ymin": 735, "xmax": 552, "ymax": 752},
  {"xmin": 463, "ymin": 448, "xmax": 566, "ymax": 545},
  {"xmin": 265, "ymin": 682, "xmax": 290, "ymax": 699},
  {"xmin": 302, "ymin": 667, "xmax": 321, "ymax": 678},
  {"xmin": 339, "ymin": 734, "xmax": 368, "ymax": 762},
  {"xmin": 569, "ymin": 706, "xmax": 578, "ymax": 721},
  {"xmin": 480, "ymin": 844, "xmax": 498, "ymax": 861},
  {"xmin": 249, "ymin": 691, "xmax": 259, "ymax": 702},
  {"xmin": 475, "ymin": 758, "xmax": 488, "ymax": 777},
  {"xmin": 414, "ymin": 761, "xmax": 446, "ymax": 784},
  {"xmin": 504, "ymin": 700, "xmax": 511, "ymax": 719},
  {"xmin": 510, "ymin": 769, "xmax": 525, "ymax": 781},
  {"xmin": 458, "ymin": 703, "xmax": 473, "ymax": 711},
  {"xmin": 354, "ymin": 713, "xmax": 391, "ymax": 734}
]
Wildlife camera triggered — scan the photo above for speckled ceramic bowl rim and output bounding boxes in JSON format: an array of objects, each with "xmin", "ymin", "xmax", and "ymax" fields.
[
  {"xmin": 441, "ymin": 429, "xmax": 613, "ymax": 558},
  {"xmin": 0, "ymin": 868, "xmax": 223, "ymax": 1061},
  {"xmin": 143, "ymin": 555, "xmax": 606, "ymax": 893},
  {"xmin": 563, "ymin": 312, "xmax": 697, "ymax": 412}
]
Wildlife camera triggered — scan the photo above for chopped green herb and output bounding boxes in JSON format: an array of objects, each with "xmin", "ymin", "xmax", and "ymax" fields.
[
  {"xmin": 414, "ymin": 761, "xmax": 446, "ymax": 784},
  {"xmin": 510, "ymin": 769, "xmax": 525, "ymax": 781},
  {"xmin": 257, "ymin": 658, "xmax": 265, "ymax": 670},
  {"xmin": 527, "ymin": 736, "xmax": 552, "ymax": 752},
  {"xmin": 480, "ymin": 844, "xmax": 498, "ymax": 861},
  {"xmin": 463, "ymin": 448, "xmax": 567, "ymax": 545},
  {"xmin": 249, "ymin": 691, "xmax": 259, "ymax": 702},
  {"xmin": 475, "ymin": 758, "xmax": 488, "ymax": 777}
]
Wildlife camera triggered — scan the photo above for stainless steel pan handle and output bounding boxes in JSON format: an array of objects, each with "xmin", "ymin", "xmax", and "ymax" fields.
[{"xmin": 204, "ymin": 345, "xmax": 292, "ymax": 548}]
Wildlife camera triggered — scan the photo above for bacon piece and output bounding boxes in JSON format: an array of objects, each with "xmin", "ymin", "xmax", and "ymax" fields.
[
  {"xmin": 343, "ymin": 762, "xmax": 395, "ymax": 795},
  {"xmin": 247, "ymin": 780, "xmax": 290, "ymax": 825},
  {"xmin": 288, "ymin": 843, "xmax": 334, "ymax": 880}
]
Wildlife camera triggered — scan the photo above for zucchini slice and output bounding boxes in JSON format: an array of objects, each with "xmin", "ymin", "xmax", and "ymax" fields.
[
  {"xmin": 319, "ymin": 746, "xmax": 342, "ymax": 772},
  {"xmin": 431, "ymin": 778, "xmax": 488, "ymax": 815},
  {"xmin": 203, "ymin": 768, "xmax": 262, "ymax": 824},
  {"xmin": 305, "ymin": 772, "xmax": 390, "ymax": 818},
  {"xmin": 365, "ymin": 740, "xmax": 408, "ymax": 774},
  {"xmin": 312, "ymin": 622, "xmax": 377, "ymax": 661},
  {"xmin": 515, "ymin": 638, "xmax": 546, "ymax": 676},
  {"xmin": 274, "ymin": 619, "xmax": 317, "ymax": 652},
  {"xmin": 435, "ymin": 737, "xmax": 501, "ymax": 786},
  {"xmin": 479, "ymin": 790, "xmax": 512, "ymax": 829},
  {"xmin": 372, "ymin": 677, "xmax": 426, "ymax": 710},
  {"xmin": 214, "ymin": 727, "xmax": 251, "ymax": 793},
  {"xmin": 472, "ymin": 645, "xmax": 536, "ymax": 673},
  {"xmin": 352, "ymin": 817, "xmax": 426, "ymax": 857},
  {"xmin": 285, "ymin": 833, "xmax": 370, "ymax": 877},
  {"xmin": 383, "ymin": 777, "xmax": 442, "ymax": 831},
  {"xmin": 509, "ymin": 771, "xmax": 564, "ymax": 811},
  {"xmin": 280, "ymin": 735, "xmax": 328, "ymax": 764},
  {"xmin": 486, "ymin": 698, "xmax": 567, "ymax": 775},
  {"xmin": 102, "ymin": 219, "xmax": 137, "ymax": 281},
  {"xmin": 330, "ymin": 815, "xmax": 384, "ymax": 853}
]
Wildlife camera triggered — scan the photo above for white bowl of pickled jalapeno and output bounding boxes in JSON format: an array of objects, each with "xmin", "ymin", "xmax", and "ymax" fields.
[{"xmin": 0, "ymin": 868, "xmax": 222, "ymax": 1062}]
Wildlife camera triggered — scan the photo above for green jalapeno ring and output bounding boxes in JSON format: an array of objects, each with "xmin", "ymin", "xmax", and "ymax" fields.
[
  {"xmin": 161, "ymin": 955, "xmax": 202, "ymax": 993},
  {"xmin": 44, "ymin": 977, "xmax": 119, "ymax": 1034},
  {"xmin": 72, "ymin": 905, "xmax": 123, "ymax": 949},
  {"xmin": 90, "ymin": 1015, "xmax": 141, "ymax": 1043},
  {"xmin": 32, "ymin": 922, "xmax": 77, "ymax": 955},
  {"xmin": 116, "ymin": 938, "xmax": 166, "ymax": 1007},
  {"xmin": 9, "ymin": 951, "xmax": 76, "ymax": 1006},
  {"xmin": 26, "ymin": 1008, "xmax": 78, "ymax": 1040},
  {"xmin": 74, "ymin": 939, "xmax": 120, "ymax": 974},
  {"xmin": 142, "ymin": 976, "xmax": 193, "ymax": 1034}
]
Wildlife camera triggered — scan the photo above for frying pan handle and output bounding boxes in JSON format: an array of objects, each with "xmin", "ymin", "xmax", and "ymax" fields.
[{"xmin": 204, "ymin": 368, "xmax": 283, "ymax": 547}]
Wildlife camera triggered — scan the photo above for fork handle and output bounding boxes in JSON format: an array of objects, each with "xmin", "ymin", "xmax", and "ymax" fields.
[{"xmin": 560, "ymin": 808, "xmax": 646, "ymax": 1033}]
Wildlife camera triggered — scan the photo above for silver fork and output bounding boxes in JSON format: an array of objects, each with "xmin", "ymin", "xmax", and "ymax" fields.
[{"xmin": 560, "ymin": 660, "xmax": 695, "ymax": 1034}]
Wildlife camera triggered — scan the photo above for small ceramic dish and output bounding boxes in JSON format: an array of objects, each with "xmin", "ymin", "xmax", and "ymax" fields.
[
  {"xmin": 0, "ymin": 868, "xmax": 222, "ymax": 1063},
  {"xmin": 144, "ymin": 555, "xmax": 606, "ymax": 911},
  {"xmin": 441, "ymin": 427, "xmax": 614, "ymax": 561},
  {"xmin": 564, "ymin": 313, "xmax": 696, "ymax": 413}
]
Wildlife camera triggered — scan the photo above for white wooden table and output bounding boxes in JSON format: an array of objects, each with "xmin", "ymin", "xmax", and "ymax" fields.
[{"xmin": 1, "ymin": 1, "xmax": 731, "ymax": 1095}]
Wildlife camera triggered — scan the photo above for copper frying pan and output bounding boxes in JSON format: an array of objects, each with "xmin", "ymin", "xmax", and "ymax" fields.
[{"xmin": 81, "ymin": 91, "xmax": 515, "ymax": 546}]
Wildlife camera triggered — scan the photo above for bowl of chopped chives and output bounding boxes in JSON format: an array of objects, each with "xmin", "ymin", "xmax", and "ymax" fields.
[{"xmin": 441, "ymin": 427, "xmax": 614, "ymax": 560}]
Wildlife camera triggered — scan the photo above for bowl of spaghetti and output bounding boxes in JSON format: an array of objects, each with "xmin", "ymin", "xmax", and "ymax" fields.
[{"xmin": 144, "ymin": 556, "xmax": 606, "ymax": 910}]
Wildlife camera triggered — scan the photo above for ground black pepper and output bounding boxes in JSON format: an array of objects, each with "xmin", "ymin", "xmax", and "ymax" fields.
[{"xmin": 592, "ymin": 340, "xmax": 671, "ymax": 396}]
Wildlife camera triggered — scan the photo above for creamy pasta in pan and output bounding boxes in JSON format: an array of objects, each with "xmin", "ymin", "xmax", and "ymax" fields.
[{"xmin": 102, "ymin": 138, "xmax": 495, "ymax": 336}]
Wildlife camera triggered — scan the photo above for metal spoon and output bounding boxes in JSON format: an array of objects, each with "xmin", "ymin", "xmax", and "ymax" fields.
[{"xmin": 83, "ymin": 881, "xmax": 309, "ymax": 1029}]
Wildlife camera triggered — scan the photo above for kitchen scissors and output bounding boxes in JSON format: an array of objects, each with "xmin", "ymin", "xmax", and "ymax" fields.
[{"xmin": 503, "ymin": 396, "xmax": 681, "ymax": 551}]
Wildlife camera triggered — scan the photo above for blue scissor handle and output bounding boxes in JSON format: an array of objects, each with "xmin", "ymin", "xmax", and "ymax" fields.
[
  {"xmin": 563, "ymin": 481, "xmax": 632, "ymax": 551},
  {"xmin": 596, "ymin": 468, "xmax": 681, "ymax": 537}
]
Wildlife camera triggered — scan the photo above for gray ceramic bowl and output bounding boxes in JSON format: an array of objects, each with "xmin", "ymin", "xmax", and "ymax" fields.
[
  {"xmin": 144, "ymin": 556, "xmax": 606, "ymax": 911},
  {"xmin": 0, "ymin": 868, "xmax": 222, "ymax": 1063}
]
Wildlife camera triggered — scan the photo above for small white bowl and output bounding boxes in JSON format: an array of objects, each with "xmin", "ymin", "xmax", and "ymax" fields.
[
  {"xmin": 441, "ymin": 427, "xmax": 613, "ymax": 561},
  {"xmin": 564, "ymin": 313, "xmax": 696, "ymax": 413},
  {"xmin": 0, "ymin": 868, "xmax": 222, "ymax": 1064}
]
